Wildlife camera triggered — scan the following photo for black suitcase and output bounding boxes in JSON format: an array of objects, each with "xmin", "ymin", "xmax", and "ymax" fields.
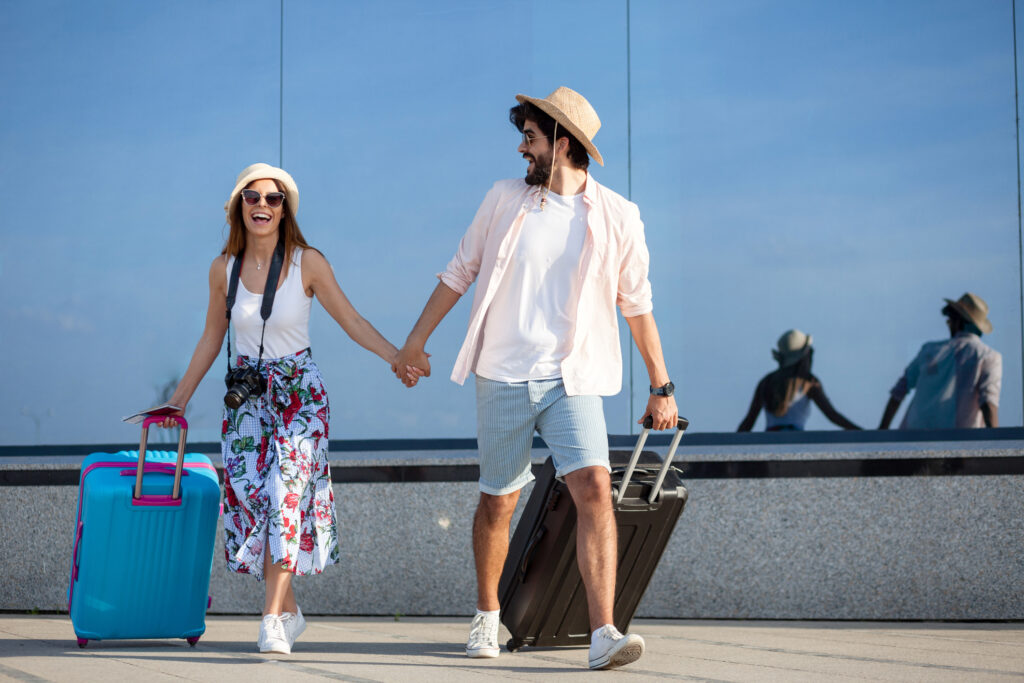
[{"xmin": 498, "ymin": 417, "xmax": 688, "ymax": 652}]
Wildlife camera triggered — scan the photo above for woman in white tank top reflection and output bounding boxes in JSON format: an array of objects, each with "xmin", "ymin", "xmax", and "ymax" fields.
[
  {"xmin": 738, "ymin": 329, "xmax": 861, "ymax": 432},
  {"xmin": 157, "ymin": 163, "xmax": 405, "ymax": 655}
]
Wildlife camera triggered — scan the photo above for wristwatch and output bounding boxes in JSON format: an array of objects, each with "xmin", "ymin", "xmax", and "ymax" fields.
[{"xmin": 650, "ymin": 381, "xmax": 675, "ymax": 397}]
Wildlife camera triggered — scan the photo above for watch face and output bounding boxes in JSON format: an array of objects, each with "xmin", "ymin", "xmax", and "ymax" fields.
[{"xmin": 652, "ymin": 381, "xmax": 674, "ymax": 396}]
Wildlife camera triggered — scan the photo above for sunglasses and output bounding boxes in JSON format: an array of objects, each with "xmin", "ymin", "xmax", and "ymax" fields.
[
  {"xmin": 521, "ymin": 131, "xmax": 549, "ymax": 146},
  {"xmin": 240, "ymin": 189, "xmax": 286, "ymax": 208}
]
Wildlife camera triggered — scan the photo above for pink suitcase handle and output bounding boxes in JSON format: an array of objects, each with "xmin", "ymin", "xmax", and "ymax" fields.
[
  {"xmin": 125, "ymin": 463, "xmax": 189, "ymax": 507},
  {"xmin": 136, "ymin": 415, "xmax": 189, "ymax": 501},
  {"xmin": 142, "ymin": 414, "xmax": 186, "ymax": 429}
]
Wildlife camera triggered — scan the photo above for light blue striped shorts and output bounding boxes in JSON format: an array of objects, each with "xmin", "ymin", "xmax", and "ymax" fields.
[{"xmin": 475, "ymin": 376, "xmax": 610, "ymax": 496}]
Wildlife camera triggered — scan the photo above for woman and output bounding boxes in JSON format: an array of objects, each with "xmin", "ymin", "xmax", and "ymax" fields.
[
  {"xmin": 738, "ymin": 329, "xmax": 861, "ymax": 432},
  {"xmin": 159, "ymin": 163, "xmax": 403, "ymax": 654}
]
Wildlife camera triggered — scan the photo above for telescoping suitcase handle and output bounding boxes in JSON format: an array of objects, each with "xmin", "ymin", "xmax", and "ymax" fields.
[
  {"xmin": 135, "ymin": 415, "xmax": 189, "ymax": 500},
  {"xmin": 615, "ymin": 415, "xmax": 689, "ymax": 505}
]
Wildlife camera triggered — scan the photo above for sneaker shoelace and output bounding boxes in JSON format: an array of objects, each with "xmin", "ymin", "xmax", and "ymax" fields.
[
  {"xmin": 599, "ymin": 625, "xmax": 624, "ymax": 642},
  {"xmin": 264, "ymin": 615, "xmax": 287, "ymax": 642},
  {"xmin": 468, "ymin": 613, "xmax": 498, "ymax": 647}
]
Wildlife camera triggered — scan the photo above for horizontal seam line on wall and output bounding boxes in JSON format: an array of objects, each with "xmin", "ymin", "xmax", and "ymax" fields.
[
  {"xmin": 3, "ymin": 427, "xmax": 1024, "ymax": 458},
  {"xmin": 3, "ymin": 456, "xmax": 1023, "ymax": 486}
]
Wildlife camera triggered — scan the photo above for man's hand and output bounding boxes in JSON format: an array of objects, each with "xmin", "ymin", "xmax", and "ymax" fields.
[
  {"xmin": 638, "ymin": 395, "xmax": 678, "ymax": 431},
  {"xmin": 393, "ymin": 345, "xmax": 430, "ymax": 388}
]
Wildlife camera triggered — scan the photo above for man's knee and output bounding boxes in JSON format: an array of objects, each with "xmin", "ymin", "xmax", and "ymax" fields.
[
  {"xmin": 564, "ymin": 466, "xmax": 612, "ymax": 510},
  {"xmin": 476, "ymin": 491, "xmax": 519, "ymax": 526}
]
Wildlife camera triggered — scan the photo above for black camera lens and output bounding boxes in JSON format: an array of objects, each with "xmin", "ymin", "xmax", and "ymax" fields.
[
  {"xmin": 224, "ymin": 386, "xmax": 249, "ymax": 409},
  {"xmin": 224, "ymin": 367, "xmax": 264, "ymax": 409}
]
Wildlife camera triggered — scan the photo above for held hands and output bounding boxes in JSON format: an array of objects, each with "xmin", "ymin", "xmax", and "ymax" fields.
[
  {"xmin": 638, "ymin": 394, "xmax": 678, "ymax": 431},
  {"xmin": 391, "ymin": 345, "xmax": 430, "ymax": 388}
]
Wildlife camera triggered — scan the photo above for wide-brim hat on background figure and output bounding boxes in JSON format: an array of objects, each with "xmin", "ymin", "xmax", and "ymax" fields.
[
  {"xmin": 224, "ymin": 163, "xmax": 300, "ymax": 221},
  {"xmin": 515, "ymin": 86, "xmax": 604, "ymax": 166},
  {"xmin": 943, "ymin": 292, "xmax": 993, "ymax": 334},
  {"xmin": 772, "ymin": 329, "xmax": 813, "ymax": 367}
]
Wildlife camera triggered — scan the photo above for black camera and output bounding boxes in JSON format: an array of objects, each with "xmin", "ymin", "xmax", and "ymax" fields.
[{"xmin": 224, "ymin": 366, "xmax": 267, "ymax": 409}]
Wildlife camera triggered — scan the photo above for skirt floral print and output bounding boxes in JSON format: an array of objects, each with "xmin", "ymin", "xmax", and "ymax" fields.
[{"xmin": 221, "ymin": 348, "xmax": 339, "ymax": 580}]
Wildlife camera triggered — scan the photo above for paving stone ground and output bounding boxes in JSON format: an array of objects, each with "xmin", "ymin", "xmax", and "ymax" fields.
[{"xmin": 1, "ymin": 615, "xmax": 1022, "ymax": 682}]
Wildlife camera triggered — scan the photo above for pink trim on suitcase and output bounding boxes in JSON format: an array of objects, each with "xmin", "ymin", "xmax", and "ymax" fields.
[
  {"xmin": 131, "ymin": 494, "xmax": 183, "ymax": 507},
  {"xmin": 119, "ymin": 464, "xmax": 192, "ymax": 477},
  {"xmin": 80, "ymin": 459, "xmax": 215, "ymax": 486},
  {"xmin": 72, "ymin": 522, "xmax": 83, "ymax": 582}
]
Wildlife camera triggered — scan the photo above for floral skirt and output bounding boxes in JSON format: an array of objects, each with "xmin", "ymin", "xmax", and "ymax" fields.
[{"xmin": 221, "ymin": 348, "xmax": 339, "ymax": 580}]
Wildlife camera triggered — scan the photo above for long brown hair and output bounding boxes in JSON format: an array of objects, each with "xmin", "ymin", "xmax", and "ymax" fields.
[
  {"xmin": 222, "ymin": 178, "xmax": 310, "ymax": 260},
  {"xmin": 762, "ymin": 350, "xmax": 815, "ymax": 417}
]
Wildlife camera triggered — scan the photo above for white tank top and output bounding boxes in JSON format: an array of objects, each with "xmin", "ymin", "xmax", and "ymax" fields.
[
  {"xmin": 764, "ymin": 387, "xmax": 812, "ymax": 430},
  {"xmin": 226, "ymin": 248, "xmax": 312, "ymax": 358}
]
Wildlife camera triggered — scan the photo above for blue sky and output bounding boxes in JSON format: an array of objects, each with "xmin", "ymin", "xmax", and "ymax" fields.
[{"xmin": 2, "ymin": 0, "xmax": 1021, "ymax": 444}]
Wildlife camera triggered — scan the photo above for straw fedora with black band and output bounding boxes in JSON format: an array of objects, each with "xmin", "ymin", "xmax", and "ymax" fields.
[
  {"xmin": 515, "ymin": 87, "xmax": 604, "ymax": 166},
  {"xmin": 224, "ymin": 163, "xmax": 300, "ymax": 221},
  {"xmin": 943, "ymin": 292, "xmax": 993, "ymax": 334}
]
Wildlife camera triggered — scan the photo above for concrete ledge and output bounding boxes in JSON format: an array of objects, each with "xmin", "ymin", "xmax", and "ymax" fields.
[{"xmin": 2, "ymin": 438, "xmax": 1022, "ymax": 619}]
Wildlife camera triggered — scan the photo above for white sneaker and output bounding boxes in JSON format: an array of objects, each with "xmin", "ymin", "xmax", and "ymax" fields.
[
  {"xmin": 281, "ymin": 606, "xmax": 306, "ymax": 648},
  {"xmin": 466, "ymin": 611, "xmax": 500, "ymax": 658},
  {"xmin": 588, "ymin": 624, "xmax": 644, "ymax": 670},
  {"xmin": 258, "ymin": 614, "xmax": 291, "ymax": 654}
]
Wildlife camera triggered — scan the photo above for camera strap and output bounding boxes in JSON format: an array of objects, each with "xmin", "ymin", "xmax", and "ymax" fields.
[{"xmin": 225, "ymin": 234, "xmax": 286, "ymax": 375}]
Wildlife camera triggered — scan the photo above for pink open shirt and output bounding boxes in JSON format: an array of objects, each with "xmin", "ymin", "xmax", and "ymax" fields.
[{"xmin": 439, "ymin": 176, "xmax": 653, "ymax": 396}]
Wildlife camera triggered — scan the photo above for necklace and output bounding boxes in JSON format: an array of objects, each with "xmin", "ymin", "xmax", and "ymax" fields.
[{"xmin": 256, "ymin": 260, "xmax": 263, "ymax": 271}]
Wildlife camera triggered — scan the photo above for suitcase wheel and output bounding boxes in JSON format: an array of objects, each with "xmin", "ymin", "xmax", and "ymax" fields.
[
  {"xmin": 77, "ymin": 638, "xmax": 88, "ymax": 649},
  {"xmin": 187, "ymin": 637, "xmax": 200, "ymax": 647},
  {"xmin": 506, "ymin": 638, "xmax": 523, "ymax": 653}
]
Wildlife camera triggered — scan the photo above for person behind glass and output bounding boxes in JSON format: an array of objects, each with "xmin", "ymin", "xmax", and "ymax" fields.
[
  {"xmin": 156, "ymin": 163, "xmax": 401, "ymax": 655},
  {"xmin": 738, "ymin": 329, "xmax": 861, "ymax": 432},
  {"xmin": 393, "ymin": 87, "xmax": 677, "ymax": 670},
  {"xmin": 879, "ymin": 292, "xmax": 1001, "ymax": 429}
]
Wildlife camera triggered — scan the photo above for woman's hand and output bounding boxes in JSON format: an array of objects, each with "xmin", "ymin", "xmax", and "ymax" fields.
[{"xmin": 155, "ymin": 406, "xmax": 186, "ymax": 429}]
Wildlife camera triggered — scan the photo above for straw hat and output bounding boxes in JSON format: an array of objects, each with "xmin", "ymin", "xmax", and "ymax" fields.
[
  {"xmin": 772, "ymin": 329, "xmax": 813, "ymax": 367},
  {"xmin": 515, "ymin": 86, "xmax": 604, "ymax": 166},
  {"xmin": 224, "ymin": 163, "xmax": 299, "ymax": 220},
  {"xmin": 943, "ymin": 292, "xmax": 993, "ymax": 334}
]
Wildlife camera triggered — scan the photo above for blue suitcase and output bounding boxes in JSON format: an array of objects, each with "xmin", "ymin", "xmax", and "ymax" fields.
[{"xmin": 68, "ymin": 416, "xmax": 221, "ymax": 648}]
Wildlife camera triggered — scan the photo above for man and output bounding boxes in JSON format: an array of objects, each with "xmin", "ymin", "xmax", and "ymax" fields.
[
  {"xmin": 393, "ymin": 87, "xmax": 677, "ymax": 670},
  {"xmin": 879, "ymin": 292, "xmax": 1001, "ymax": 429}
]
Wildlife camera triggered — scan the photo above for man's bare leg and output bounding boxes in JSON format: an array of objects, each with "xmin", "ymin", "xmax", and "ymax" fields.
[
  {"xmin": 466, "ymin": 490, "xmax": 521, "ymax": 658},
  {"xmin": 563, "ymin": 466, "xmax": 616, "ymax": 629},
  {"xmin": 564, "ymin": 465, "xmax": 645, "ymax": 670},
  {"xmin": 473, "ymin": 490, "xmax": 521, "ymax": 610}
]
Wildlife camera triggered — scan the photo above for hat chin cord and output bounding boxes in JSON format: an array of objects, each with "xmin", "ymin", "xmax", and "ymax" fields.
[{"xmin": 539, "ymin": 121, "xmax": 558, "ymax": 211}]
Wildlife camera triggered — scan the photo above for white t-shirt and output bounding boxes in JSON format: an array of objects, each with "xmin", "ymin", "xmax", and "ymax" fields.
[{"xmin": 474, "ymin": 190, "xmax": 587, "ymax": 382}]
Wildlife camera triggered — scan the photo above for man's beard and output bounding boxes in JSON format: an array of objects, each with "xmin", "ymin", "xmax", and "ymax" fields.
[{"xmin": 524, "ymin": 152, "xmax": 552, "ymax": 186}]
